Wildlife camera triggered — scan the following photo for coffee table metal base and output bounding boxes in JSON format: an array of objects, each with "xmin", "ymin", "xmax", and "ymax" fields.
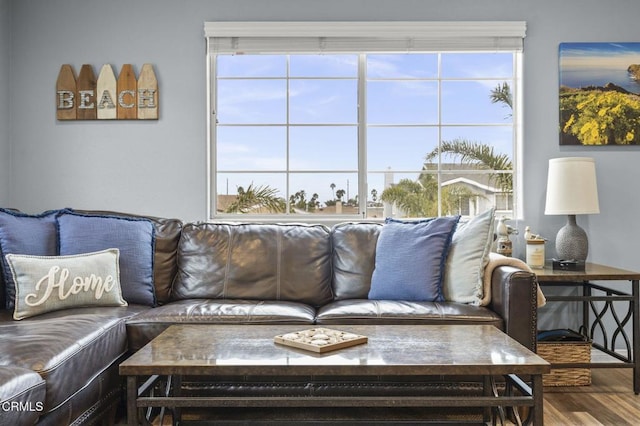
[{"xmin": 126, "ymin": 374, "xmax": 543, "ymax": 425}]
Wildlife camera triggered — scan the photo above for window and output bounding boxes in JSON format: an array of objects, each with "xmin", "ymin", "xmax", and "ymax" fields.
[{"xmin": 206, "ymin": 22, "xmax": 526, "ymax": 221}]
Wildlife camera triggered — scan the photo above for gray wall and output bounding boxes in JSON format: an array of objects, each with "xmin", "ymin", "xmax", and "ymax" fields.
[
  {"xmin": 0, "ymin": 0, "xmax": 9, "ymax": 205},
  {"xmin": 5, "ymin": 0, "xmax": 640, "ymax": 271}
]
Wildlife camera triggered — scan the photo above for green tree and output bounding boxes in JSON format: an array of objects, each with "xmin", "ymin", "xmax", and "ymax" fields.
[
  {"xmin": 335, "ymin": 189, "xmax": 346, "ymax": 201},
  {"xmin": 290, "ymin": 190, "xmax": 308, "ymax": 210},
  {"xmin": 381, "ymin": 82, "xmax": 513, "ymax": 216},
  {"xmin": 380, "ymin": 178, "xmax": 437, "ymax": 217},
  {"xmin": 380, "ymin": 174, "xmax": 476, "ymax": 217},
  {"xmin": 309, "ymin": 193, "xmax": 320, "ymax": 211},
  {"xmin": 370, "ymin": 188, "xmax": 378, "ymax": 203},
  {"xmin": 424, "ymin": 139, "xmax": 513, "ymax": 192},
  {"xmin": 490, "ymin": 81, "xmax": 513, "ymax": 117},
  {"xmin": 289, "ymin": 190, "xmax": 321, "ymax": 212},
  {"xmin": 425, "ymin": 81, "xmax": 514, "ymax": 192},
  {"xmin": 225, "ymin": 183, "xmax": 285, "ymax": 214}
]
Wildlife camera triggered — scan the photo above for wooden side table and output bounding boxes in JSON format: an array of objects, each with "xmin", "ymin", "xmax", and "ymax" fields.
[{"xmin": 535, "ymin": 263, "xmax": 640, "ymax": 394}]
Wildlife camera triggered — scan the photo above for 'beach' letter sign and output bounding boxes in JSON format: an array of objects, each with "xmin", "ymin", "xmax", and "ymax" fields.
[{"xmin": 56, "ymin": 63, "xmax": 159, "ymax": 120}]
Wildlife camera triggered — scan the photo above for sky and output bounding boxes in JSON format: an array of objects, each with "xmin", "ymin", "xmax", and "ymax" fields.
[
  {"xmin": 560, "ymin": 42, "xmax": 640, "ymax": 70},
  {"xmin": 559, "ymin": 42, "xmax": 640, "ymax": 94}
]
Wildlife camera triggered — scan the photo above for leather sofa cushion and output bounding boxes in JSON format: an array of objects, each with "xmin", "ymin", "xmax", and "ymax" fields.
[
  {"xmin": 125, "ymin": 299, "xmax": 316, "ymax": 352},
  {"xmin": 172, "ymin": 223, "xmax": 333, "ymax": 306},
  {"xmin": 0, "ymin": 305, "xmax": 147, "ymax": 414},
  {"xmin": 0, "ymin": 366, "xmax": 46, "ymax": 425},
  {"xmin": 315, "ymin": 299, "xmax": 503, "ymax": 328},
  {"xmin": 36, "ymin": 355, "xmax": 123, "ymax": 426},
  {"xmin": 331, "ymin": 223, "xmax": 381, "ymax": 300}
]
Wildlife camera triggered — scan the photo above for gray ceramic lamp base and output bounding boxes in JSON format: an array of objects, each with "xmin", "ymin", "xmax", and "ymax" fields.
[{"xmin": 555, "ymin": 214, "xmax": 589, "ymax": 261}]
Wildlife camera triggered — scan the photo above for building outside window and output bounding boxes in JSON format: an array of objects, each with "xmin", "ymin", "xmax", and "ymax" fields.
[{"xmin": 205, "ymin": 22, "xmax": 525, "ymax": 221}]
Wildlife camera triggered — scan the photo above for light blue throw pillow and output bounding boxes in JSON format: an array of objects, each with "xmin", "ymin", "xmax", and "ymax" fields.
[
  {"xmin": 442, "ymin": 208, "xmax": 495, "ymax": 304},
  {"xmin": 57, "ymin": 211, "xmax": 156, "ymax": 306},
  {"xmin": 368, "ymin": 216, "xmax": 460, "ymax": 302},
  {"xmin": 0, "ymin": 208, "xmax": 60, "ymax": 309}
]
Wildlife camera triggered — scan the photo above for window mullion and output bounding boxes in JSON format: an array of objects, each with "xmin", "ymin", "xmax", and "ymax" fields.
[
  {"xmin": 358, "ymin": 53, "xmax": 367, "ymax": 219},
  {"xmin": 286, "ymin": 55, "xmax": 291, "ymax": 214},
  {"xmin": 437, "ymin": 53, "xmax": 443, "ymax": 217}
]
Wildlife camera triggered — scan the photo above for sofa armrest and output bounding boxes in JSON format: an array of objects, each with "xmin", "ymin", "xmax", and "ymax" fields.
[{"xmin": 488, "ymin": 265, "xmax": 538, "ymax": 351}]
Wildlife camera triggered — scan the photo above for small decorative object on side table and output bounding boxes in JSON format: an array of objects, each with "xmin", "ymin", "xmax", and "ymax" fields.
[
  {"xmin": 496, "ymin": 216, "xmax": 518, "ymax": 257},
  {"xmin": 534, "ymin": 262, "xmax": 640, "ymax": 394},
  {"xmin": 524, "ymin": 226, "xmax": 546, "ymax": 269},
  {"xmin": 552, "ymin": 258, "xmax": 585, "ymax": 271}
]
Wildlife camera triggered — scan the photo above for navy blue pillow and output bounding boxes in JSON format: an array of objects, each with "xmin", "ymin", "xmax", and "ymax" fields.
[
  {"xmin": 368, "ymin": 216, "xmax": 460, "ymax": 302},
  {"xmin": 0, "ymin": 209, "xmax": 60, "ymax": 309},
  {"xmin": 56, "ymin": 211, "xmax": 156, "ymax": 306}
]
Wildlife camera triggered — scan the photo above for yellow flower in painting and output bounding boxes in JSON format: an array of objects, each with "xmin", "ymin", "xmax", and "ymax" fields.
[{"xmin": 626, "ymin": 131, "xmax": 635, "ymax": 142}]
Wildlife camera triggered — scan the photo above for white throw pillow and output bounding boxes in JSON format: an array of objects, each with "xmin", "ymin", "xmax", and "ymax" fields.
[
  {"xmin": 6, "ymin": 248, "xmax": 128, "ymax": 320},
  {"xmin": 442, "ymin": 208, "xmax": 495, "ymax": 304}
]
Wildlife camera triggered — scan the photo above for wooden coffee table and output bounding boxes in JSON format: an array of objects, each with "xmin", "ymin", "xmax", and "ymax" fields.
[{"xmin": 120, "ymin": 324, "xmax": 549, "ymax": 425}]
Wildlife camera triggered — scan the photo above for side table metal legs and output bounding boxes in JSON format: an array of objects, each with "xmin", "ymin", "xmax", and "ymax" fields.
[{"xmin": 539, "ymin": 277, "xmax": 640, "ymax": 394}]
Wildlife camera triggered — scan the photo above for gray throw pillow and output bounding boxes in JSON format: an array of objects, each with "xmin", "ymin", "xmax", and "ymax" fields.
[
  {"xmin": 6, "ymin": 248, "xmax": 128, "ymax": 320},
  {"xmin": 442, "ymin": 208, "xmax": 495, "ymax": 304}
]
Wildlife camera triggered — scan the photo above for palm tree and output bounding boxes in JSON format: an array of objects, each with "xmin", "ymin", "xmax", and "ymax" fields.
[
  {"xmin": 425, "ymin": 81, "xmax": 514, "ymax": 192},
  {"xmin": 380, "ymin": 172, "xmax": 477, "ymax": 217},
  {"xmin": 309, "ymin": 193, "xmax": 319, "ymax": 211},
  {"xmin": 490, "ymin": 82, "xmax": 513, "ymax": 112},
  {"xmin": 380, "ymin": 178, "xmax": 436, "ymax": 217},
  {"xmin": 225, "ymin": 183, "xmax": 285, "ymax": 213},
  {"xmin": 330, "ymin": 183, "xmax": 336, "ymax": 199},
  {"xmin": 424, "ymin": 139, "xmax": 512, "ymax": 192},
  {"xmin": 380, "ymin": 82, "xmax": 513, "ymax": 216}
]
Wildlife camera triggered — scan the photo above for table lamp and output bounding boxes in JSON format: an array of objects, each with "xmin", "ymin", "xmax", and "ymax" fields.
[{"xmin": 544, "ymin": 157, "xmax": 600, "ymax": 262}]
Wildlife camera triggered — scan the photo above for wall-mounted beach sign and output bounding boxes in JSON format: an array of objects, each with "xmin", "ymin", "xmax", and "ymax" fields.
[
  {"xmin": 559, "ymin": 43, "xmax": 640, "ymax": 145},
  {"xmin": 56, "ymin": 63, "xmax": 158, "ymax": 120}
]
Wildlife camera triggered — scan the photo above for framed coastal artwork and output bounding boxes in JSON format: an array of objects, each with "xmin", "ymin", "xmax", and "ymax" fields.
[{"xmin": 559, "ymin": 42, "xmax": 640, "ymax": 145}]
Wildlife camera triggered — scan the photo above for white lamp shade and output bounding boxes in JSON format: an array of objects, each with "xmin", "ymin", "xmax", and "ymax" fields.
[{"xmin": 544, "ymin": 157, "xmax": 600, "ymax": 215}]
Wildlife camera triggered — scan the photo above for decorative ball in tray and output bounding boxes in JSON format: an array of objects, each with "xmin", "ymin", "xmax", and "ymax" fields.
[{"xmin": 274, "ymin": 328, "xmax": 368, "ymax": 353}]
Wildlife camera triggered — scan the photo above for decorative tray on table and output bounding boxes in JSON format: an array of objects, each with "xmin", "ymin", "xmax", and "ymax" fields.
[{"xmin": 274, "ymin": 328, "xmax": 368, "ymax": 353}]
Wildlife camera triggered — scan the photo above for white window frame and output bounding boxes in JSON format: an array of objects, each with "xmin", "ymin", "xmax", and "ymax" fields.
[{"xmin": 205, "ymin": 21, "xmax": 526, "ymax": 222}]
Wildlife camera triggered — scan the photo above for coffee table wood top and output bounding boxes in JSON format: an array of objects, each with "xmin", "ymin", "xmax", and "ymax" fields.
[{"xmin": 120, "ymin": 324, "xmax": 549, "ymax": 377}]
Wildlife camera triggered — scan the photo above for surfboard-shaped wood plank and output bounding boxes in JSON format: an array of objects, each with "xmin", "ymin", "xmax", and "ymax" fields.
[
  {"xmin": 56, "ymin": 64, "xmax": 77, "ymax": 120},
  {"xmin": 96, "ymin": 64, "xmax": 117, "ymax": 120},
  {"xmin": 137, "ymin": 63, "xmax": 158, "ymax": 120},
  {"xmin": 117, "ymin": 64, "xmax": 137, "ymax": 119},
  {"xmin": 76, "ymin": 64, "xmax": 97, "ymax": 120}
]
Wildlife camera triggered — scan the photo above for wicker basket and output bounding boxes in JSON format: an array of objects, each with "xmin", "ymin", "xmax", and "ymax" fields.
[{"xmin": 537, "ymin": 341, "xmax": 591, "ymax": 386}]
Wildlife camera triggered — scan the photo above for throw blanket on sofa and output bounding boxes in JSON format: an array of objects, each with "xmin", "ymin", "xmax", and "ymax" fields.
[{"xmin": 482, "ymin": 252, "xmax": 546, "ymax": 308}]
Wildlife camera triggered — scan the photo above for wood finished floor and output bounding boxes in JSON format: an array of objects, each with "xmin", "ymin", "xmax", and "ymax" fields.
[
  {"xmin": 541, "ymin": 368, "xmax": 640, "ymax": 425},
  {"xmin": 143, "ymin": 368, "xmax": 640, "ymax": 425}
]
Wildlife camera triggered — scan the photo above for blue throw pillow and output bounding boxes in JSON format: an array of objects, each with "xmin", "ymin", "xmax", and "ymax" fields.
[
  {"xmin": 368, "ymin": 216, "xmax": 460, "ymax": 302},
  {"xmin": 0, "ymin": 208, "xmax": 60, "ymax": 309},
  {"xmin": 56, "ymin": 211, "xmax": 156, "ymax": 306}
]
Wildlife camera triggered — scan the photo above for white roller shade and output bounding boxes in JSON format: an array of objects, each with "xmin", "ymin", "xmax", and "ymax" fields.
[{"xmin": 204, "ymin": 21, "xmax": 526, "ymax": 54}]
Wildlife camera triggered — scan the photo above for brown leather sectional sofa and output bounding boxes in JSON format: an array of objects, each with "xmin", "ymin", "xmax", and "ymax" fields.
[{"xmin": 0, "ymin": 211, "xmax": 537, "ymax": 425}]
